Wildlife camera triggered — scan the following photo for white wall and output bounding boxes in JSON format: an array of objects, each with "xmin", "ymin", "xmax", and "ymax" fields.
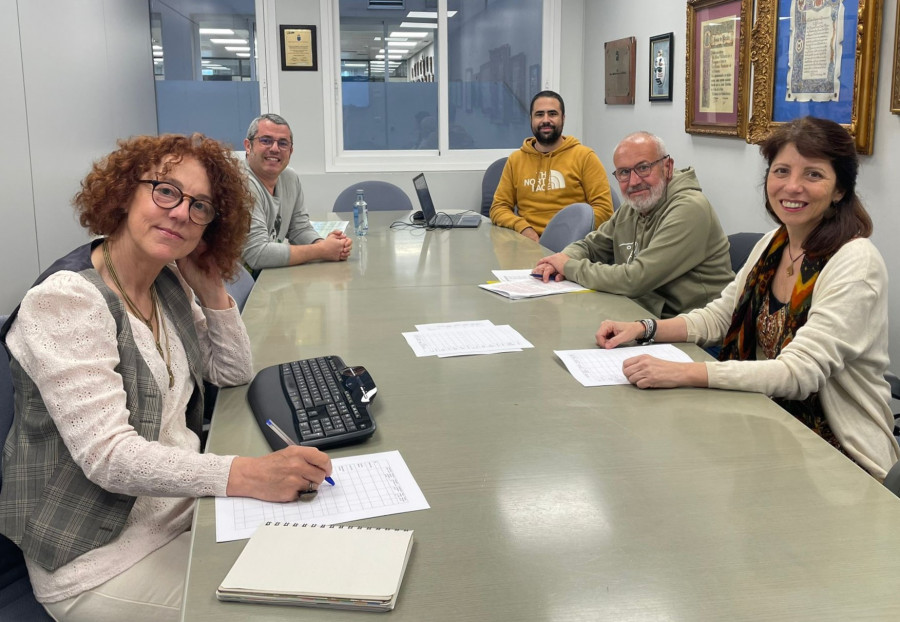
[
  {"xmin": 3, "ymin": 0, "xmax": 898, "ymax": 368},
  {"xmin": 265, "ymin": 0, "xmax": 587, "ymax": 220},
  {"xmin": 580, "ymin": 0, "xmax": 900, "ymax": 368},
  {"xmin": 0, "ymin": 0, "xmax": 157, "ymax": 314},
  {"xmin": 0, "ymin": 0, "xmax": 39, "ymax": 314}
]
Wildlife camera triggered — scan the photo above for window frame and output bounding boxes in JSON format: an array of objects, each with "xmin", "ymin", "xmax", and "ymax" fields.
[{"xmin": 314, "ymin": 0, "xmax": 561, "ymax": 173}]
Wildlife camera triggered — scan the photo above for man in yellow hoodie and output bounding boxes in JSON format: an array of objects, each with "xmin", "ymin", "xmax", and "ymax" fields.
[{"xmin": 489, "ymin": 91, "xmax": 614, "ymax": 242}]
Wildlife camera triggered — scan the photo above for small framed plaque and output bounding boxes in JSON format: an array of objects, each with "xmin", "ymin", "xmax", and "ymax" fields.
[
  {"xmin": 280, "ymin": 25, "xmax": 318, "ymax": 72},
  {"xmin": 649, "ymin": 33, "xmax": 674, "ymax": 102},
  {"xmin": 604, "ymin": 37, "xmax": 637, "ymax": 105}
]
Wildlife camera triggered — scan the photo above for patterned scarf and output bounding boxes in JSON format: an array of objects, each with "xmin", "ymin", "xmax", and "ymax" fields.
[{"xmin": 718, "ymin": 227, "xmax": 838, "ymax": 442}]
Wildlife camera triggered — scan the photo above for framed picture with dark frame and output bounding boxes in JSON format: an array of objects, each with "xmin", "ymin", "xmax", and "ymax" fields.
[
  {"xmin": 649, "ymin": 33, "xmax": 674, "ymax": 102},
  {"xmin": 604, "ymin": 37, "xmax": 636, "ymax": 105},
  {"xmin": 279, "ymin": 25, "xmax": 317, "ymax": 72},
  {"xmin": 893, "ymin": 6, "xmax": 900, "ymax": 113},
  {"xmin": 685, "ymin": 0, "xmax": 751, "ymax": 137},
  {"xmin": 746, "ymin": 0, "xmax": 881, "ymax": 153}
]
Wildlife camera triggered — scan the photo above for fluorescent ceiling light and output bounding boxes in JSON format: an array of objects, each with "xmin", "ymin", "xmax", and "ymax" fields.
[
  {"xmin": 225, "ymin": 46, "xmax": 251, "ymax": 52},
  {"xmin": 387, "ymin": 42, "xmax": 417, "ymax": 47},
  {"xmin": 384, "ymin": 37, "xmax": 408, "ymax": 42},
  {"xmin": 209, "ymin": 38, "xmax": 247, "ymax": 44},
  {"xmin": 153, "ymin": 51, "xmax": 163, "ymax": 57},
  {"xmin": 391, "ymin": 31, "xmax": 428, "ymax": 38},
  {"xmin": 235, "ymin": 52, "xmax": 250, "ymax": 57},
  {"xmin": 399, "ymin": 22, "xmax": 437, "ymax": 29},
  {"xmin": 343, "ymin": 63, "xmax": 367, "ymax": 67},
  {"xmin": 199, "ymin": 28, "xmax": 234, "ymax": 35},
  {"xmin": 406, "ymin": 11, "xmax": 456, "ymax": 18},
  {"xmin": 202, "ymin": 60, "xmax": 210, "ymax": 64},
  {"xmin": 152, "ymin": 45, "xmax": 162, "ymax": 50}
]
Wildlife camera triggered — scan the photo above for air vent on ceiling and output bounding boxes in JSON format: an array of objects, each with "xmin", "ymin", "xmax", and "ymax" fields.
[{"xmin": 368, "ymin": 0, "xmax": 404, "ymax": 8}]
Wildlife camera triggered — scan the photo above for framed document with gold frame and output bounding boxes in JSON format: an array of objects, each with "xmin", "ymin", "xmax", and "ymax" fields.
[
  {"xmin": 747, "ymin": 0, "xmax": 882, "ymax": 154},
  {"xmin": 604, "ymin": 37, "xmax": 636, "ymax": 105},
  {"xmin": 685, "ymin": 0, "xmax": 751, "ymax": 137},
  {"xmin": 890, "ymin": 4, "xmax": 900, "ymax": 113},
  {"xmin": 280, "ymin": 25, "xmax": 318, "ymax": 72}
]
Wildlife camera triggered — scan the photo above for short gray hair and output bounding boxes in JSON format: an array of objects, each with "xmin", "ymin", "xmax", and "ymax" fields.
[
  {"xmin": 246, "ymin": 113, "xmax": 293, "ymax": 142},
  {"xmin": 618, "ymin": 131, "xmax": 667, "ymax": 159}
]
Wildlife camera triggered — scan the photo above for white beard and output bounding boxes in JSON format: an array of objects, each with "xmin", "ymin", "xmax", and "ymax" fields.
[{"xmin": 623, "ymin": 180, "xmax": 666, "ymax": 215}]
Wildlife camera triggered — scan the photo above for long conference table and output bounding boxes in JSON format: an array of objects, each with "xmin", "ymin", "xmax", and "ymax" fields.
[{"xmin": 182, "ymin": 211, "xmax": 900, "ymax": 621}]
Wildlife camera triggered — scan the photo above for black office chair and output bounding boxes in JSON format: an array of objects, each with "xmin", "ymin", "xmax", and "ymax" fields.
[
  {"xmin": 0, "ymin": 315, "xmax": 53, "ymax": 621},
  {"xmin": 480, "ymin": 157, "xmax": 508, "ymax": 217},
  {"xmin": 727, "ymin": 232, "xmax": 764, "ymax": 273},
  {"xmin": 332, "ymin": 181, "xmax": 412, "ymax": 213}
]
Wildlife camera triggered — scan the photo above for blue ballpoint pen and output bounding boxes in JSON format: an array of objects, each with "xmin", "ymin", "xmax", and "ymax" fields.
[{"xmin": 265, "ymin": 419, "xmax": 336, "ymax": 486}]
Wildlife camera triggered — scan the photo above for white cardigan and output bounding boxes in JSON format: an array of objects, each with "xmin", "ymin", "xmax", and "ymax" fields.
[
  {"xmin": 681, "ymin": 230, "xmax": 899, "ymax": 479},
  {"xmin": 7, "ymin": 268, "xmax": 251, "ymax": 602}
]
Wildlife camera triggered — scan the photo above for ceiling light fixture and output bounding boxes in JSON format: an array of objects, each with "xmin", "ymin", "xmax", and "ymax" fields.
[
  {"xmin": 390, "ymin": 31, "xmax": 428, "ymax": 38},
  {"xmin": 406, "ymin": 11, "xmax": 457, "ymax": 18},
  {"xmin": 399, "ymin": 22, "xmax": 437, "ymax": 30},
  {"xmin": 199, "ymin": 28, "xmax": 235, "ymax": 35},
  {"xmin": 209, "ymin": 38, "xmax": 248, "ymax": 44}
]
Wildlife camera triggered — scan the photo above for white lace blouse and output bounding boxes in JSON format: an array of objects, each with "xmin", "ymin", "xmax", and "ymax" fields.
[{"xmin": 6, "ymin": 268, "xmax": 252, "ymax": 603}]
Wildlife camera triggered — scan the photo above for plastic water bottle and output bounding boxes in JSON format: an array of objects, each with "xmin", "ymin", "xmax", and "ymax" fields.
[{"xmin": 354, "ymin": 189, "xmax": 368, "ymax": 236}]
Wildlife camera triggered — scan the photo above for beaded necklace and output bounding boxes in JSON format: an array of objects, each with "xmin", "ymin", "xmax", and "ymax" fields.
[{"xmin": 102, "ymin": 240, "xmax": 174, "ymax": 388}]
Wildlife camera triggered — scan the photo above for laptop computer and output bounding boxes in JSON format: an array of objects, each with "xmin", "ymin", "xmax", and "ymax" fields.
[{"xmin": 412, "ymin": 173, "xmax": 482, "ymax": 228}]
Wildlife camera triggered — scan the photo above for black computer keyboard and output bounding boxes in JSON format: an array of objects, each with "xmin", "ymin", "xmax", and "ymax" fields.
[{"xmin": 248, "ymin": 355, "xmax": 377, "ymax": 450}]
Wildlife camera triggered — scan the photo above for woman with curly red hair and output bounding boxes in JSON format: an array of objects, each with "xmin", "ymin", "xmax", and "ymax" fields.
[{"xmin": 0, "ymin": 134, "xmax": 332, "ymax": 621}]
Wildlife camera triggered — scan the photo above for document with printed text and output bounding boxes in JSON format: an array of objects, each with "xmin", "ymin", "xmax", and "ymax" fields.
[
  {"xmin": 555, "ymin": 345, "xmax": 694, "ymax": 387},
  {"xmin": 215, "ymin": 450, "xmax": 429, "ymax": 542},
  {"xmin": 403, "ymin": 322, "xmax": 533, "ymax": 357},
  {"xmin": 480, "ymin": 269, "xmax": 589, "ymax": 299}
]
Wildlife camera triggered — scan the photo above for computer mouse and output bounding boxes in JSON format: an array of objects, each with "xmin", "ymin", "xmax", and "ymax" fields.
[{"xmin": 412, "ymin": 210, "xmax": 425, "ymax": 222}]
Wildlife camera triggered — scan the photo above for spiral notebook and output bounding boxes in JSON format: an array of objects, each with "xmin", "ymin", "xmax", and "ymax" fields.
[{"xmin": 216, "ymin": 521, "xmax": 414, "ymax": 611}]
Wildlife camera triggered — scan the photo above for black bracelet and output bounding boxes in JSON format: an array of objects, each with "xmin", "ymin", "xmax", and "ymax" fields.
[{"xmin": 636, "ymin": 318, "xmax": 657, "ymax": 345}]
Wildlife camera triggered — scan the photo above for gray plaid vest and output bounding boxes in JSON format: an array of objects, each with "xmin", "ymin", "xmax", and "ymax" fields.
[{"xmin": 0, "ymin": 241, "xmax": 205, "ymax": 571}]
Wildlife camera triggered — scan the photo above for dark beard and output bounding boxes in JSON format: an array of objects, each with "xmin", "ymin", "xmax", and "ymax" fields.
[{"xmin": 533, "ymin": 124, "xmax": 562, "ymax": 146}]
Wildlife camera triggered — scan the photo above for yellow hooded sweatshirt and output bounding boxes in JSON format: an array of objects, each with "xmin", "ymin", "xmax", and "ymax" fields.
[{"xmin": 489, "ymin": 135, "xmax": 614, "ymax": 235}]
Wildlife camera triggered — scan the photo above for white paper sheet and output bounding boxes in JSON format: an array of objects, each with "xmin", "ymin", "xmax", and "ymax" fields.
[
  {"xmin": 215, "ymin": 450, "xmax": 429, "ymax": 542},
  {"xmin": 490, "ymin": 269, "xmax": 536, "ymax": 282},
  {"xmin": 310, "ymin": 220, "xmax": 350, "ymax": 237},
  {"xmin": 402, "ymin": 324, "xmax": 533, "ymax": 357},
  {"xmin": 415, "ymin": 320, "xmax": 495, "ymax": 331},
  {"xmin": 554, "ymin": 345, "xmax": 694, "ymax": 387},
  {"xmin": 479, "ymin": 279, "xmax": 589, "ymax": 300}
]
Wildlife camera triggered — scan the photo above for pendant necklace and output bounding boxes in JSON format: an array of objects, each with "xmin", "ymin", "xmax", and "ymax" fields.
[
  {"xmin": 102, "ymin": 240, "xmax": 174, "ymax": 388},
  {"xmin": 786, "ymin": 246, "xmax": 805, "ymax": 277}
]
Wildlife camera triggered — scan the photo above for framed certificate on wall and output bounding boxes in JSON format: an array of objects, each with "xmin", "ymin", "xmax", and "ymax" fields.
[
  {"xmin": 280, "ymin": 25, "xmax": 318, "ymax": 72},
  {"xmin": 685, "ymin": 0, "xmax": 751, "ymax": 137}
]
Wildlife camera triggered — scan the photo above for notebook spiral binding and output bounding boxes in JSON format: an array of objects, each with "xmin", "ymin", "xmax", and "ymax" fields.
[{"xmin": 266, "ymin": 521, "xmax": 407, "ymax": 531}]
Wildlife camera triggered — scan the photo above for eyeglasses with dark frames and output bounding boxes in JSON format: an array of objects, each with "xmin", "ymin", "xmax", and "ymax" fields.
[
  {"xmin": 138, "ymin": 180, "xmax": 217, "ymax": 226},
  {"xmin": 613, "ymin": 155, "xmax": 670, "ymax": 182},
  {"xmin": 254, "ymin": 136, "xmax": 293, "ymax": 150}
]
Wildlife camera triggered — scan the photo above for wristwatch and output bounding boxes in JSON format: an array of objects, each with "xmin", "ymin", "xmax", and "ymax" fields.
[{"xmin": 636, "ymin": 318, "xmax": 657, "ymax": 345}]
